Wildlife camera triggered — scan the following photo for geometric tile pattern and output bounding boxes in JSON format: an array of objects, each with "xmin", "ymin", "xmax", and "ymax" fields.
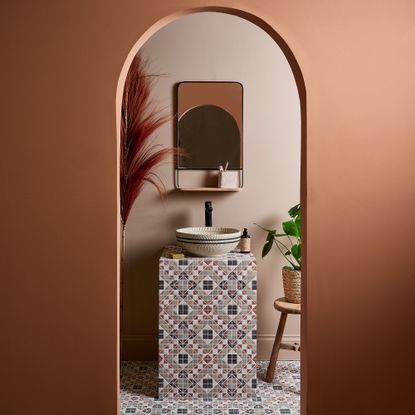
[
  {"xmin": 159, "ymin": 245, "xmax": 257, "ymax": 399},
  {"xmin": 121, "ymin": 360, "xmax": 300, "ymax": 414}
]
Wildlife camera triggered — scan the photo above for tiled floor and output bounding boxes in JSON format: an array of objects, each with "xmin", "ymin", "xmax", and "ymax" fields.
[{"xmin": 120, "ymin": 361, "xmax": 300, "ymax": 414}]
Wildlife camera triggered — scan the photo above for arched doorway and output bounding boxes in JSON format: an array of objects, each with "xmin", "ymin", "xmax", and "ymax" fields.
[{"xmin": 116, "ymin": 6, "xmax": 307, "ymax": 413}]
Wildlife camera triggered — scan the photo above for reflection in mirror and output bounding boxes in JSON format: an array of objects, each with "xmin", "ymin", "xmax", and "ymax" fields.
[
  {"xmin": 176, "ymin": 81, "xmax": 243, "ymax": 177},
  {"xmin": 178, "ymin": 105, "xmax": 241, "ymax": 169}
]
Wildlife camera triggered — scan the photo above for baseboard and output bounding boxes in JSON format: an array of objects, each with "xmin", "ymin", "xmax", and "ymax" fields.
[{"xmin": 121, "ymin": 334, "xmax": 300, "ymax": 361}]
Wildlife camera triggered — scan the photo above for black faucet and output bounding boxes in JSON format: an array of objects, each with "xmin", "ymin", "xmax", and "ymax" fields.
[{"xmin": 205, "ymin": 201, "xmax": 213, "ymax": 227}]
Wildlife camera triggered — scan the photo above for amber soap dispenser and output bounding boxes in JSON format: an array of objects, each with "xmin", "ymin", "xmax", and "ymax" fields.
[{"xmin": 240, "ymin": 228, "xmax": 251, "ymax": 253}]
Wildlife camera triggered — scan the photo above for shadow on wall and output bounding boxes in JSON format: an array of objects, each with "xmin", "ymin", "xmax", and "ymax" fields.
[
  {"xmin": 121, "ymin": 193, "xmax": 239, "ymax": 360},
  {"xmin": 122, "ymin": 208, "xmax": 190, "ymax": 360}
]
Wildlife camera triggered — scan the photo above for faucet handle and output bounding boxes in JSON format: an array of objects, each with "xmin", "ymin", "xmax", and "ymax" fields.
[{"xmin": 205, "ymin": 201, "xmax": 213, "ymax": 227}]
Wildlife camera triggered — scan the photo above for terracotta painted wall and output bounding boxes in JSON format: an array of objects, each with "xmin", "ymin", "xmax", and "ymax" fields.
[{"xmin": 2, "ymin": 1, "xmax": 415, "ymax": 415}]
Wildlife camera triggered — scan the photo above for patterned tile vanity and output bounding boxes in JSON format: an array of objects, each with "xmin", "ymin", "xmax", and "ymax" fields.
[{"xmin": 158, "ymin": 245, "xmax": 257, "ymax": 399}]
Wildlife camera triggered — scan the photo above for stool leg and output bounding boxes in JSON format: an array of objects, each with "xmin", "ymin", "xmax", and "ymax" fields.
[{"xmin": 265, "ymin": 312, "xmax": 287, "ymax": 383}]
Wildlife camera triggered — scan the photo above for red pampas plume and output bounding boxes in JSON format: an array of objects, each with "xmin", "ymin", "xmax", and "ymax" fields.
[{"xmin": 120, "ymin": 53, "xmax": 178, "ymax": 226}]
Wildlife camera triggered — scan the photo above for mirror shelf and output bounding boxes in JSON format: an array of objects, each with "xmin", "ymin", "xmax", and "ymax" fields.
[{"xmin": 177, "ymin": 187, "xmax": 243, "ymax": 192}]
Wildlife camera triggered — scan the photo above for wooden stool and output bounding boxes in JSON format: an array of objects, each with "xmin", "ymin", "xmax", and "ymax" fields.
[{"xmin": 265, "ymin": 297, "xmax": 301, "ymax": 383}]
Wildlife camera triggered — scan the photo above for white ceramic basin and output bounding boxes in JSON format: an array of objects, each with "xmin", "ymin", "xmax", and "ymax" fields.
[{"xmin": 176, "ymin": 227, "xmax": 241, "ymax": 257}]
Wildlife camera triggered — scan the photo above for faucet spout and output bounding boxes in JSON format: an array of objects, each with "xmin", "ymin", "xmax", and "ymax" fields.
[{"xmin": 205, "ymin": 201, "xmax": 213, "ymax": 227}]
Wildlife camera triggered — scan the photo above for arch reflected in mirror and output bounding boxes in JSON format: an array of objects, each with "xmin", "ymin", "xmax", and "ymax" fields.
[{"xmin": 178, "ymin": 104, "xmax": 241, "ymax": 170}]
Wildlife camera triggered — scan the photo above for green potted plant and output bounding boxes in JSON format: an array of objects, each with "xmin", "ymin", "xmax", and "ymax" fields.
[{"xmin": 256, "ymin": 203, "xmax": 301, "ymax": 303}]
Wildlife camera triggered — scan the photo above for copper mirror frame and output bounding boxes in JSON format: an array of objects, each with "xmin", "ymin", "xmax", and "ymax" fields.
[{"xmin": 174, "ymin": 81, "xmax": 244, "ymax": 190}]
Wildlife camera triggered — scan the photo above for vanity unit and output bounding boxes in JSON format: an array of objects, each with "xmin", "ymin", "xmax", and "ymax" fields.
[{"xmin": 158, "ymin": 245, "xmax": 257, "ymax": 399}]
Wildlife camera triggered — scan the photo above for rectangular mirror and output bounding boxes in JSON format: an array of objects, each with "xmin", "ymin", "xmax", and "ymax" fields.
[{"xmin": 176, "ymin": 81, "xmax": 243, "ymax": 171}]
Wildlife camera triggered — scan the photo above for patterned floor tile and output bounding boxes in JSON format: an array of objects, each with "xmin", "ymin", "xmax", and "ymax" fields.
[{"xmin": 121, "ymin": 360, "xmax": 300, "ymax": 414}]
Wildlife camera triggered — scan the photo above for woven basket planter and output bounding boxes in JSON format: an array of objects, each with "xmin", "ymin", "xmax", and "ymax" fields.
[{"xmin": 282, "ymin": 268, "xmax": 301, "ymax": 304}]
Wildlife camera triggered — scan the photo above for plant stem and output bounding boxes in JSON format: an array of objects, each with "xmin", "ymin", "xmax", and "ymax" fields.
[
  {"xmin": 273, "ymin": 236, "xmax": 292, "ymax": 256},
  {"xmin": 273, "ymin": 239, "xmax": 297, "ymax": 269},
  {"xmin": 281, "ymin": 235, "xmax": 301, "ymax": 268}
]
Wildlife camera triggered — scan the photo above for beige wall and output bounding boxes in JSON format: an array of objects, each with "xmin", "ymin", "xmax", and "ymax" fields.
[
  {"xmin": 3, "ymin": 1, "xmax": 415, "ymax": 415},
  {"xmin": 122, "ymin": 12, "xmax": 301, "ymax": 361}
]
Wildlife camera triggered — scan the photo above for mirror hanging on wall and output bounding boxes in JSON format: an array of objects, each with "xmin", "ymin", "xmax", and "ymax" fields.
[{"xmin": 175, "ymin": 81, "xmax": 243, "ymax": 191}]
